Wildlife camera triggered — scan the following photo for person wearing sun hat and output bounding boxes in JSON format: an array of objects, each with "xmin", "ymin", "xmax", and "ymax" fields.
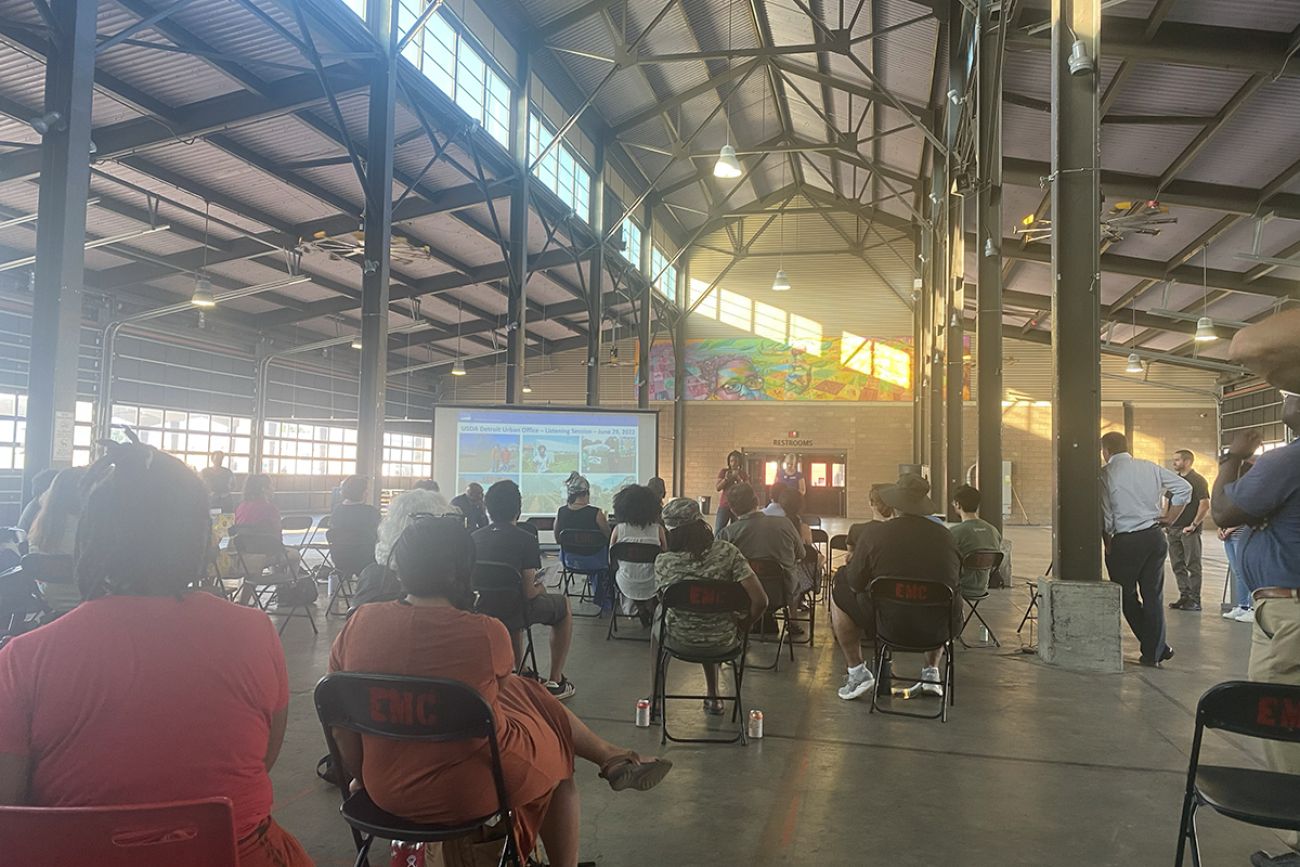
[
  {"xmin": 651, "ymin": 497, "xmax": 768, "ymax": 715},
  {"xmin": 829, "ymin": 473, "xmax": 960, "ymax": 702}
]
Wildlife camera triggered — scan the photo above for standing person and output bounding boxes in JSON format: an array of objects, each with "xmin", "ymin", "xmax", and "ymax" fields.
[
  {"xmin": 27, "ymin": 467, "xmax": 89, "ymax": 615},
  {"xmin": 451, "ymin": 482, "xmax": 489, "ymax": 531},
  {"xmin": 0, "ymin": 446, "xmax": 314, "ymax": 867},
  {"xmin": 474, "ymin": 481, "xmax": 576, "ymax": 700},
  {"xmin": 1211, "ymin": 367, "xmax": 1300, "ymax": 867},
  {"xmin": 713, "ymin": 450, "xmax": 748, "ymax": 533},
  {"xmin": 199, "ymin": 450, "xmax": 236, "ymax": 513},
  {"xmin": 949, "ymin": 484, "xmax": 1003, "ymax": 597},
  {"xmin": 1100, "ymin": 432, "xmax": 1191, "ymax": 668},
  {"xmin": 1220, "ymin": 457, "xmax": 1257, "ymax": 624},
  {"xmin": 1166, "ymin": 449, "xmax": 1211, "ymax": 612},
  {"xmin": 776, "ymin": 454, "xmax": 806, "ymax": 495}
]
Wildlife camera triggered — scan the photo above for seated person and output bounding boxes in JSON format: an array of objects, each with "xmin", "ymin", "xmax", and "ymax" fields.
[
  {"xmin": 26, "ymin": 466, "xmax": 88, "ymax": 615},
  {"xmin": 234, "ymin": 473, "xmax": 282, "ymax": 535},
  {"xmin": 779, "ymin": 488, "xmax": 823, "ymax": 604},
  {"xmin": 646, "ymin": 476, "xmax": 667, "ymax": 505},
  {"xmin": 610, "ymin": 484, "xmax": 666, "ymax": 621},
  {"xmin": 329, "ymin": 475, "xmax": 381, "ymax": 577},
  {"xmin": 717, "ymin": 482, "xmax": 804, "ymax": 632},
  {"xmin": 654, "ymin": 498, "xmax": 767, "ymax": 715},
  {"xmin": 830, "ymin": 473, "xmax": 960, "ymax": 702},
  {"xmin": 474, "ymin": 481, "xmax": 576, "ymax": 701},
  {"xmin": 352, "ymin": 487, "xmax": 453, "ymax": 608},
  {"xmin": 761, "ymin": 482, "xmax": 789, "ymax": 517},
  {"xmin": 846, "ymin": 484, "xmax": 896, "ymax": 562},
  {"xmin": 0, "ymin": 445, "xmax": 312, "ymax": 867},
  {"xmin": 555, "ymin": 475, "xmax": 612, "ymax": 608},
  {"xmin": 949, "ymin": 484, "xmax": 1003, "ymax": 596},
  {"xmin": 451, "ymin": 482, "xmax": 488, "ymax": 531},
  {"xmin": 327, "ymin": 516, "xmax": 671, "ymax": 866}
]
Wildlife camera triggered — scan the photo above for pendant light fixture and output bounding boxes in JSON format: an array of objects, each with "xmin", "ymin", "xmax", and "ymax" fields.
[
  {"xmin": 713, "ymin": 0, "xmax": 742, "ymax": 180},
  {"xmin": 191, "ymin": 202, "xmax": 216, "ymax": 308},
  {"xmin": 451, "ymin": 300, "xmax": 467, "ymax": 374},
  {"xmin": 1125, "ymin": 353, "xmax": 1144, "ymax": 373},
  {"xmin": 1194, "ymin": 244, "xmax": 1217, "ymax": 342},
  {"xmin": 350, "ymin": 335, "xmax": 363, "ymax": 350},
  {"xmin": 772, "ymin": 135, "xmax": 791, "ymax": 291}
]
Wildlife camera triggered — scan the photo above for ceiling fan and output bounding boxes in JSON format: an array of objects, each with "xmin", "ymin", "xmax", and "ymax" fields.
[
  {"xmin": 296, "ymin": 229, "xmax": 436, "ymax": 266},
  {"xmin": 1014, "ymin": 199, "xmax": 1177, "ymax": 244}
]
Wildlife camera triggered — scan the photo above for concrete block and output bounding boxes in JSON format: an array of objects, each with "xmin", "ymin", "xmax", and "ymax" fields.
[{"xmin": 1038, "ymin": 577, "xmax": 1123, "ymax": 673}]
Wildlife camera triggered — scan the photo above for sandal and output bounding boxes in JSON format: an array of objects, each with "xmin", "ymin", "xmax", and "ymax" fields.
[
  {"xmin": 702, "ymin": 698, "xmax": 725, "ymax": 715},
  {"xmin": 599, "ymin": 752, "xmax": 673, "ymax": 792}
]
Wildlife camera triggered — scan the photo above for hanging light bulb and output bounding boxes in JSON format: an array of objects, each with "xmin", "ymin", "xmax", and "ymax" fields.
[
  {"xmin": 522, "ymin": 378, "xmax": 533, "ymax": 394},
  {"xmin": 350, "ymin": 335, "xmax": 363, "ymax": 349},
  {"xmin": 190, "ymin": 275, "xmax": 216, "ymax": 308},
  {"xmin": 713, "ymin": 144, "xmax": 742, "ymax": 179},
  {"xmin": 1194, "ymin": 316, "xmax": 1217, "ymax": 342},
  {"xmin": 451, "ymin": 358, "xmax": 467, "ymax": 376},
  {"xmin": 771, "ymin": 269, "xmax": 792, "ymax": 291},
  {"xmin": 1125, "ymin": 353, "xmax": 1144, "ymax": 373}
]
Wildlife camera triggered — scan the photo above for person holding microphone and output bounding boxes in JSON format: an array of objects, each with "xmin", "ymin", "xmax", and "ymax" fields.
[{"xmin": 714, "ymin": 450, "xmax": 748, "ymax": 533}]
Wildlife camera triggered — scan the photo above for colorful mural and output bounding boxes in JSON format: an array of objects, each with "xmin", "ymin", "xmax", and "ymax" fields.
[{"xmin": 648, "ymin": 337, "xmax": 970, "ymax": 402}]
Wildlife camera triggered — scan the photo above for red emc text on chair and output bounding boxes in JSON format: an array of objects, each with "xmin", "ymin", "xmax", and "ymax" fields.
[{"xmin": 0, "ymin": 797, "xmax": 238, "ymax": 867}]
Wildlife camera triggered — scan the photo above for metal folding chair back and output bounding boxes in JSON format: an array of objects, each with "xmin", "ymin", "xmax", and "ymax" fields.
[
  {"xmin": 0, "ymin": 798, "xmax": 238, "ymax": 867},
  {"xmin": 868, "ymin": 577, "xmax": 957, "ymax": 722},
  {"xmin": 525, "ymin": 516, "xmax": 554, "ymax": 533},
  {"xmin": 654, "ymin": 579, "xmax": 753, "ymax": 745},
  {"xmin": 607, "ymin": 542, "xmax": 661, "ymax": 641},
  {"xmin": 280, "ymin": 515, "xmax": 314, "ymax": 535},
  {"xmin": 471, "ymin": 561, "xmax": 538, "ymax": 676},
  {"xmin": 558, "ymin": 528, "xmax": 607, "ymax": 560},
  {"xmin": 1176, "ymin": 680, "xmax": 1300, "ymax": 866},
  {"xmin": 314, "ymin": 673, "xmax": 524, "ymax": 867}
]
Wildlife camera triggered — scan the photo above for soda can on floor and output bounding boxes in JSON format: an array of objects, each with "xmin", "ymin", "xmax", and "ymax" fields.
[
  {"xmin": 635, "ymin": 699, "xmax": 651, "ymax": 727},
  {"xmin": 390, "ymin": 840, "xmax": 424, "ymax": 867},
  {"xmin": 747, "ymin": 709, "xmax": 764, "ymax": 739}
]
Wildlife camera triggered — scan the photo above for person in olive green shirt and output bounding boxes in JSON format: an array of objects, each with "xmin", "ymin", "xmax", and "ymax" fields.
[{"xmin": 949, "ymin": 485, "xmax": 1003, "ymax": 596}]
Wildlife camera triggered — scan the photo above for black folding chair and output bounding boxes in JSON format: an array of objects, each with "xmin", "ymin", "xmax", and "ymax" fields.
[
  {"xmin": 959, "ymin": 550, "xmax": 1004, "ymax": 649},
  {"xmin": 653, "ymin": 580, "xmax": 753, "ymax": 745},
  {"xmin": 803, "ymin": 515, "xmax": 822, "ymax": 528},
  {"xmin": 471, "ymin": 561, "xmax": 539, "ymax": 678},
  {"xmin": 827, "ymin": 533, "xmax": 849, "ymax": 605},
  {"xmin": 1175, "ymin": 680, "xmax": 1300, "ymax": 866},
  {"xmin": 868, "ymin": 577, "xmax": 956, "ymax": 722},
  {"xmin": 607, "ymin": 541, "xmax": 660, "ymax": 642},
  {"xmin": 745, "ymin": 558, "xmax": 795, "ymax": 671},
  {"xmin": 0, "ymin": 553, "xmax": 71, "ymax": 643},
  {"xmin": 314, "ymin": 673, "xmax": 524, "ymax": 867},
  {"xmin": 556, "ymin": 528, "xmax": 607, "ymax": 617},
  {"xmin": 231, "ymin": 526, "xmax": 316, "ymax": 636},
  {"xmin": 325, "ymin": 526, "xmax": 376, "ymax": 618},
  {"xmin": 810, "ymin": 527, "xmax": 830, "ymax": 565},
  {"xmin": 280, "ymin": 514, "xmax": 315, "ymax": 572}
]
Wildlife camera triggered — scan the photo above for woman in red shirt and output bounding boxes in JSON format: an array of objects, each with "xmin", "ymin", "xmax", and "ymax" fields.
[
  {"xmin": 0, "ymin": 446, "xmax": 312, "ymax": 867},
  {"xmin": 329, "ymin": 516, "xmax": 672, "ymax": 866}
]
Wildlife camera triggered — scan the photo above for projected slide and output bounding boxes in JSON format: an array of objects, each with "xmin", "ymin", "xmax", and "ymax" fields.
[{"xmin": 433, "ymin": 407, "xmax": 658, "ymax": 517}]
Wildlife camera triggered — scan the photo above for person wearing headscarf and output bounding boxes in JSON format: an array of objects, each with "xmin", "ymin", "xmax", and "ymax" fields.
[{"xmin": 554, "ymin": 475, "xmax": 612, "ymax": 611}]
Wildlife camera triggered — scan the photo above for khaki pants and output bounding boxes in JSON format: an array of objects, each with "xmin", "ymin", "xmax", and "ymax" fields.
[{"xmin": 1248, "ymin": 596, "xmax": 1300, "ymax": 853}]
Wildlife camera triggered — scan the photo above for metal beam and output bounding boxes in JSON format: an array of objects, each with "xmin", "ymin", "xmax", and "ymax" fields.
[
  {"xmin": 505, "ymin": 46, "xmax": 530, "ymax": 403},
  {"xmin": 587, "ymin": 135, "xmax": 606, "ymax": 405},
  {"xmin": 611, "ymin": 59, "xmax": 762, "ymax": 134},
  {"xmin": 977, "ymin": 0, "xmax": 1004, "ymax": 532},
  {"xmin": 1051, "ymin": 0, "xmax": 1103, "ymax": 582},
  {"xmin": 945, "ymin": 0, "xmax": 969, "ymax": 520},
  {"xmin": 24, "ymin": 0, "xmax": 96, "ymax": 499}
]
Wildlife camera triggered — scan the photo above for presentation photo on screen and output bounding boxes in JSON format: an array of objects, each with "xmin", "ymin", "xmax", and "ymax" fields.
[{"xmin": 433, "ymin": 406, "xmax": 659, "ymax": 516}]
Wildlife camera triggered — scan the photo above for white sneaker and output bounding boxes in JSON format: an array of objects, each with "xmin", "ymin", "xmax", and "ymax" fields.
[
  {"xmin": 1223, "ymin": 606, "xmax": 1247, "ymax": 620},
  {"xmin": 1233, "ymin": 607, "xmax": 1256, "ymax": 623},
  {"xmin": 916, "ymin": 665, "xmax": 944, "ymax": 698},
  {"xmin": 837, "ymin": 666, "xmax": 876, "ymax": 701}
]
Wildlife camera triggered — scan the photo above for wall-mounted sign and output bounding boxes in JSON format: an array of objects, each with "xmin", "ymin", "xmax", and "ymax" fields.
[{"xmin": 772, "ymin": 438, "xmax": 814, "ymax": 447}]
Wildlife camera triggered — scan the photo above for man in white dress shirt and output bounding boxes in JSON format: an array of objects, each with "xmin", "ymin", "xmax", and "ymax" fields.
[{"xmin": 1100, "ymin": 431, "xmax": 1193, "ymax": 667}]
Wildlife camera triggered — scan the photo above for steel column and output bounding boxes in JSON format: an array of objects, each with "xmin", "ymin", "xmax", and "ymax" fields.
[
  {"xmin": 927, "ymin": 160, "xmax": 947, "ymax": 494},
  {"xmin": 1123, "ymin": 400, "xmax": 1135, "ymax": 445},
  {"xmin": 977, "ymin": 0, "xmax": 1004, "ymax": 531},
  {"xmin": 505, "ymin": 47, "xmax": 531, "ymax": 404},
  {"xmin": 1051, "ymin": 0, "xmax": 1103, "ymax": 581},
  {"xmin": 637, "ymin": 199, "xmax": 653, "ymax": 410},
  {"xmin": 673, "ymin": 264, "xmax": 687, "ymax": 497},
  {"xmin": 24, "ymin": 0, "xmax": 96, "ymax": 504},
  {"xmin": 912, "ymin": 228, "xmax": 925, "ymax": 465},
  {"xmin": 356, "ymin": 0, "xmax": 396, "ymax": 497},
  {"xmin": 587, "ymin": 135, "xmax": 605, "ymax": 406},
  {"xmin": 944, "ymin": 0, "xmax": 970, "ymax": 520}
]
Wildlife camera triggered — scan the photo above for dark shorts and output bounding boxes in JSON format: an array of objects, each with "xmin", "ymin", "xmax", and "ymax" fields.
[
  {"xmin": 526, "ymin": 592, "xmax": 569, "ymax": 628},
  {"xmin": 479, "ymin": 591, "xmax": 569, "ymax": 632}
]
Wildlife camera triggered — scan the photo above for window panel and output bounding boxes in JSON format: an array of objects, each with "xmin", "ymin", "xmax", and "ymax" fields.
[
  {"xmin": 342, "ymin": 0, "xmax": 366, "ymax": 19},
  {"xmin": 110, "ymin": 403, "xmax": 253, "ymax": 472},
  {"xmin": 620, "ymin": 217, "xmax": 642, "ymax": 270}
]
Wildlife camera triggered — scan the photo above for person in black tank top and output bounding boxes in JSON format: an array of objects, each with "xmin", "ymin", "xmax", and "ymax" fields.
[{"xmin": 555, "ymin": 475, "xmax": 612, "ymax": 609}]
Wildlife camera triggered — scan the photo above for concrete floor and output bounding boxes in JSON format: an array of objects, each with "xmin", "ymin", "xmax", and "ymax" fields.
[{"xmin": 270, "ymin": 526, "xmax": 1285, "ymax": 866}]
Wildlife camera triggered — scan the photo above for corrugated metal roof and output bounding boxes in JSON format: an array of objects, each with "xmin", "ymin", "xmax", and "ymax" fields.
[
  {"xmin": 1178, "ymin": 76, "xmax": 1300, "ymax": 189},
  {"xmin": 1166, "ymin": 0, "xmax": 1300, "ymax": 32}
]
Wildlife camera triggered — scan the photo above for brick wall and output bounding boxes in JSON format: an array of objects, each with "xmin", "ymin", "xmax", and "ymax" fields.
[{"xmin": 670, "ymin": 401, "xmax": 1218, "ymax": 525}]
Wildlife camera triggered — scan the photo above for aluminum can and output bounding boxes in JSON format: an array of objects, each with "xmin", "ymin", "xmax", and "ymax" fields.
[
  {"xmin": 747, "ymin": 709, "xmax": 764, "ymax": 739},
  {"xmin": 390, "ymin": 841, "xmax": 423, "ymax": 867},
  {"xmin": 635, "ymin": 699, "xmax": 651, "ymax": 727}
]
